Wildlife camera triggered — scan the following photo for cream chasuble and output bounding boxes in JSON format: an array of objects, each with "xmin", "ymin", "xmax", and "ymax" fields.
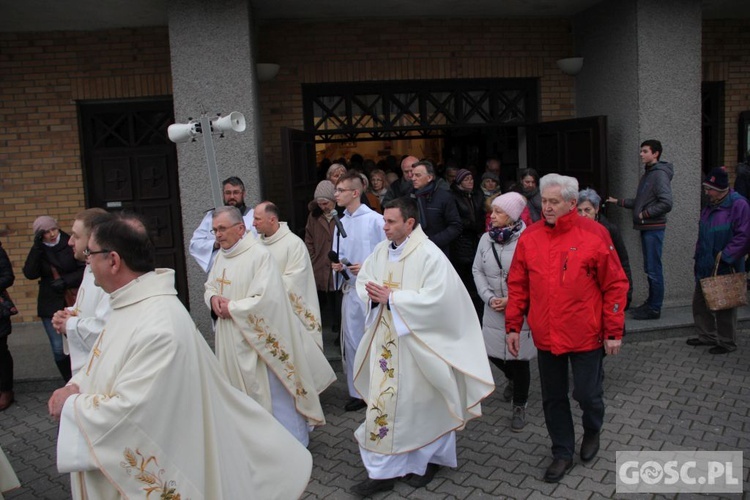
[
  {"xmin": 354, "ymin": 227, "xmax": 494, "ymax": 459},
  {"xmin": 0, "ymin": 446, "xmax": 20, "ymax": 497},
  {"xmin": 56, "ymin": 269, "xmax": 312, "ymax": 500},
  {"xmin": 64, "ymin": 264, "xmax": 111, "ymax": 375},
  {"xmin": 260, "ymin": 222, "xmax": 323, "ymax": 349},
  {"xmin": 205, "ymin": 235, "xmax": 335, "ymax": 428}
]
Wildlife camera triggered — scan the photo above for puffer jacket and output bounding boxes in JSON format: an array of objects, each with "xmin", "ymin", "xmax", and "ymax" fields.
[
  {"xmin": 505, "ymin": 210, "xmax": 629, "ymax": 355},
  {"xmin": 617, "ymin": 160, "xmax": 674, "ymax": 230},
  {"xmin": 304, "ymin": 202, "xmax": 336, "ymax": 292},
  {"xmin": 693, "ymin": 190, "xmax": 750, "ymax": 281},
  {"xmin": 472, "ymin": 225, "xmax": 535, "ymax": 360}
]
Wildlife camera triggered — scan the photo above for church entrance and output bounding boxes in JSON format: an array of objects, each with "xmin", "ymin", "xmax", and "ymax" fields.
[{"xmin": 282, "ymin": 78, "xmax": 607, "ymax": 233}]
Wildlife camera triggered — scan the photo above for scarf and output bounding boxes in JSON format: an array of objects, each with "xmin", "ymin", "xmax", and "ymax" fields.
[{"xmin": 488, "ymin": 220, "xmax": 523, "ymax": 244}]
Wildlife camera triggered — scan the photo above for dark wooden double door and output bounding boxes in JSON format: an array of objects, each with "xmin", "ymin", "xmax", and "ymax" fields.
[{"xmin": 79, "ymin": 99, "xmax": 189, "ymax": 306}]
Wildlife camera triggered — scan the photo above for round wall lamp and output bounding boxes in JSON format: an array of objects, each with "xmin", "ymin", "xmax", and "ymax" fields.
[
  {"xmin": 556, "ymin": 57, "xmax": 584, "ymax": 76},
  {"xmin": 256, "ymin": 63, "xmax": 281, "ymax": 82}
]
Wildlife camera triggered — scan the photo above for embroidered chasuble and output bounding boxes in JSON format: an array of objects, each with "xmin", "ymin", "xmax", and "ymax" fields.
[
  {"xmin": 56, "ymin": 269, "xmax": 312, "ymax": 500},
  {"xmin": 63, "ymin": 264, "xmax": 111, "ymax": 375},
  {"xmin": 354, "ymin": 227, "xmax": 494, "ymax": 458},
  {"xmin": 260, "ymin": 222, "xmax": 323, "ymax": 349},
  {"xmin": 205, "ymin": 235, "xmax": 335, "ymax": 427}
]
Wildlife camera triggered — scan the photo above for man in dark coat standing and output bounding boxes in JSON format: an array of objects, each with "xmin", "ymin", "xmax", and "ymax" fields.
[{"xmin": 410, "ymin": 160, "xmax": 462, "ymax": 257}]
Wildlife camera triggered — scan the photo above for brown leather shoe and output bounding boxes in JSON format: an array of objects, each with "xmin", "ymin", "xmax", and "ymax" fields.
[{"xmin": 0, "ymin": 390, "xmax": 14, "ymax": 411}]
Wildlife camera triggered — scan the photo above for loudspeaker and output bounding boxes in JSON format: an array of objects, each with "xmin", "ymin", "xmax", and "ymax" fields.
[
  {"xmin": 167, "ymin": 122, "xmax": 199, "ymax": 143},
  {"xmin": 212, "ymin": 112, "xmax": 246, "ymax": 133}
]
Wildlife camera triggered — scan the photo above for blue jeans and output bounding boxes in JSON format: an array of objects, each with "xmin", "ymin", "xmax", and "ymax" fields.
[
  {"xmin": 537, "ymin": 348, "xmax": 604, "ymax": 460},
  {"xmin": 42, "ymin": 317, "xmax": 66, "ymax": 363},
  {"xmin": 640, "ymin": 229, "xmax": 665, "ymax": 311}
]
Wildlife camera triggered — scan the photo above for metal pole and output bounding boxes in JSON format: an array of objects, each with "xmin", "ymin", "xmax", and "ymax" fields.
[{"xmin": 200, "ymin": 114, "xmax": 224, "ymax": 209}]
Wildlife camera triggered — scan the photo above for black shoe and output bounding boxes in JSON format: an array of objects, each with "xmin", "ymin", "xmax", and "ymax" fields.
[
  {"xmin": 544, "ymin": 458, "xmax": 574, "ymax": 483},
  {"xmin": 403, "ymin": 463, "xmax": 440, "ymax": 488},
  {"xmin": 345, "ymin": 398, "xmax": 367, "ymax": 411},
  {"xmin": 580, "ymin": 431, "xmax": 600, "ymax": 462},
  {"xmin": 503, "ymin": 381, "xmax": 514, "ymax": 402},
  {"xmin": 351, "ymin": 478, "xmax": 395, "ymax": 496},
  {"xmin": 709, "ymin": 345, "xmax": 733, "ymax": 354},
  {"xmin": 686, "ymin": 338, "xmax": 715, "ymax": 347},
  {"xmin": 630, "ymin": 307, "xmax": 660, "ymax": 320}
]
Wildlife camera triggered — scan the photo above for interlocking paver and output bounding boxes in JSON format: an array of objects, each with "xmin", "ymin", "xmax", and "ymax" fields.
[{"xmin": 3, "ymin": 326, "xmax": 750, "ymax": 499}]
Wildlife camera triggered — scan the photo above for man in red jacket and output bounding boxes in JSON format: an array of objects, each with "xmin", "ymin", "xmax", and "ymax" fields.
[{"xmin": 505, "ymin": 174, "xmax": 629, "ymax": 483}]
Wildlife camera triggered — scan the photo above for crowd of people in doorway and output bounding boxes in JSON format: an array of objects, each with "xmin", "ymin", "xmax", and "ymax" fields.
[{"xmin": 0, "ymin": 139, "xmax": 748, "ymax": 498}]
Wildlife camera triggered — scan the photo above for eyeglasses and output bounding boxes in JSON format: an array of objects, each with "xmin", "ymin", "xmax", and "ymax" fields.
[
  {"xmin": 334, "ymin": 188, "xmax": 354, "ymax": 194},
  {"xmin": 210, "ymin": 222, "xmax": 242, "ymax": 235},
  {"xmin": 83, "ymin": 248, "xmax": 110, "ymax": 257}
]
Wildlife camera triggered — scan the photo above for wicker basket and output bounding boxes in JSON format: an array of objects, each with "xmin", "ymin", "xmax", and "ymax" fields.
[{"xmin": 700, "ymin": 254, "xmax": 748, "ymax": 312}]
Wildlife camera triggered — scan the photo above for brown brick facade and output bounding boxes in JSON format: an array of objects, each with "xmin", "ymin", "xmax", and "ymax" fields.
[
  {"xmin": 703, "ymin": 19, "xmax": 750, "ymax": 178},
  {"xmin": 256, "ymin": 18, "xmax": 578, "ymax": 211},
  {"xmin": 0, "ymin": 28, "xmax": 171, "ymax": 322},
  {"xmin": 2, "ymin": 18, "xmax": 748, "ymax": 322}
]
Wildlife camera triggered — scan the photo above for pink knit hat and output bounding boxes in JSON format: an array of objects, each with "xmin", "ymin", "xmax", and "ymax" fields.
[
  {"xmin": 33, "ymin": 215, "xmax": 58, "ymax": 234},
  {"xmin": 491, "ymin": 192, "xmax": 527, "ymax": 222}
]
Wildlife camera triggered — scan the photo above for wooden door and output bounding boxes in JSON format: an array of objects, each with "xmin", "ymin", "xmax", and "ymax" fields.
[
  {"xmin": 281, "ymin": 127, "xmax": 317, "ymax": 236},
  {"xmin": 79, "ymin": 99, "xmax": 189, "ymax": 306},
  {"xmin": 526, "ymin": 116, "xmax": 608, "ymax": 195}
]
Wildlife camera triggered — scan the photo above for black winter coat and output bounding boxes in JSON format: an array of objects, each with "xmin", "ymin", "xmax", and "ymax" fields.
[
  {"xmin": 23, "ymin": 231, "xmax": 84, "ymax": 318},
  {"xmin": 450, "ymin": 185, "xmax": 484, "ymax": 265},
  {"xmin": 412, "ymin": 182, "xmax": 462, "ymax": 257},
  {"xmin": 0, "ymin": 242, "xmax": 15, "ymax": 338}
]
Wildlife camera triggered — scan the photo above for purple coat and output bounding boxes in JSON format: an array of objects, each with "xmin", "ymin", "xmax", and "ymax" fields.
[{"xmin": 694, "ymin": 190, "xmax": 750, "ymax": 280}]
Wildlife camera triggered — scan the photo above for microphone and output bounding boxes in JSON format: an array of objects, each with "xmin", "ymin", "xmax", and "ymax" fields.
[
  {"xmin": 331, "ymin": 210, "xmax": 347, "ymax": 238},
  {"xmin": 328, "ymin": 250, "xmax": 350, "ymax": 280}
]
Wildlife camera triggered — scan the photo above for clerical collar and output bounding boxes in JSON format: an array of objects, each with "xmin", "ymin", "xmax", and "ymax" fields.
[{"xmin": 388, "ymin": 236, "xmax": 409, "ymax": 259}]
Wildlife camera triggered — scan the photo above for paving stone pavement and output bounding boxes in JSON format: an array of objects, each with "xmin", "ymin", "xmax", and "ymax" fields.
[{"xmin": 2, "ymin": 332, "xmax": 749, "ymax": 499}]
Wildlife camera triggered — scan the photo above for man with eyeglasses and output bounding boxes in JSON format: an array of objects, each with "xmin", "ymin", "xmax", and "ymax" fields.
[
  {"xmin": 48, "ymin": 212, "xmax": 314, "ymax": 499},
  {"xmin": 51, "ymin": 209, "xmax": 113, "ymax": 377},
  {"xmin": 189, "ymin": 176, "xmax": 258, "ymax": 273},
  {"xmin": 205, "ymin": 206, "xmax": 335, "ymax": 446},
  {"xmin": 332, "ymin": 171, "xmax": 386, "ymax": 412}
]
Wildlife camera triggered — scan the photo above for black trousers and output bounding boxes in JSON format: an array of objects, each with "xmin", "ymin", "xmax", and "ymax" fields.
[
  {"xmin": 0, "ymin": 335, "xmax": 13, "ymax": 392},
  {"xmin": 537, "ymin": 347, "xmax": 604, "ymax": 459},
  {"xmin": 489, "ymin": 357, "xmax": 530, "ymax": 406}
]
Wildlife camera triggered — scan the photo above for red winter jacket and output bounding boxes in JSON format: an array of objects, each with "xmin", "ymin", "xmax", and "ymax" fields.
[{"xmin": 505, "ymin": 210, "xmax": 628, "ymax": 354}]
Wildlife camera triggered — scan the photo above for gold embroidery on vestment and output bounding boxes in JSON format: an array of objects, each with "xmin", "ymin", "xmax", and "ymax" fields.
[
  {"xmin": 121, "ymin": 448, "xmax": 182, "ymax": 499},
  {"xmin": 289, "ymin": 292, "xmax": 323, "ymax": 334},
  {"xmin": 86, "ymin": 329, "xmax": 105, "ymax": 376},
  {"xmin": 216, "ymin": 269, "xmax": 232, "ymax": 295}
]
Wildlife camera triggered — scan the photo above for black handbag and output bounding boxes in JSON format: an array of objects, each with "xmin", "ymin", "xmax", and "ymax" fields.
[{"xmin": 0, "ymin": 290, "xmax": 19, "ymax": 318}]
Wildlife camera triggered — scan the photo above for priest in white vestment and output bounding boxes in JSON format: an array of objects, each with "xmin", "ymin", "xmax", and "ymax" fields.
[
  {"xmin": 189, "ymin": 176, "xmax": 257, "ymax": 273},
  {"xmin": 205, "ymin": 206, "xmax": 336, "ymax": 446},
  {"xmin": 254, "ymin": 201, "xmax": 323, "ymax": 349},
  {"xmin": 49, "ymin": 212, "xmax": 312, "ymax": 500},
  {"xmin": 332, "ymin": 172, "xmax": 386, "ymax": 411},
  {"xmin": 52, "ymin": 209, "xmax": 112, "ymax": 376},
  {"xmin": 351, "ymin": 197, "xmax": 494, "ymax": 496}
]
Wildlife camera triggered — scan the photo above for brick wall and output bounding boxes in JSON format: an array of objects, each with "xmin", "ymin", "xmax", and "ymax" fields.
[
  {"xmin": 0, "ymin": 28, "xmax": 171, "ymax": 322},
  {"xmin": 703, "ymin": 19, "xmax": 750, "ymax": 179},
  {"xmin": 256, "ymin": 18, "xmax": 577, "ymax": 210}
]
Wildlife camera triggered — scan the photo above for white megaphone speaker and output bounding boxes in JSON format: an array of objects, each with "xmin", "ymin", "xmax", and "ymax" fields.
[
  {"xmin": 211, "ymin": 112, "xmax": 246, "ymax": 133},
  {"xmin": 167, "ymin": 121, "xmax": 199, "ymax": 143}
]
